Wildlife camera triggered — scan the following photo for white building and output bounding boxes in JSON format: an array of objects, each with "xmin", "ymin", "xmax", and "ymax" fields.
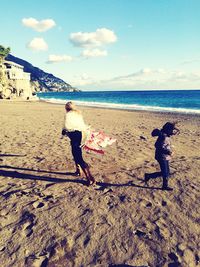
[
  {"xmin": 4, "ymin": 61, "xmax": 30, "ymax": 80},
  {"xmin": 4, "ymin": 60, "xmax": 32, "ymax": 98}
]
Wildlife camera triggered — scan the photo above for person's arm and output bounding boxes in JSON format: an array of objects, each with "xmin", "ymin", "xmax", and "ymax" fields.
[
  {"xmin": 61, "ymin": 128, "xmax": 68, "ymax": 136},
  {"xmin": 162, "ymin": 136, "xmax": 172, "ymax": 155},
  {"xmin": 61, "ymin": 114, "xmax": 69, "ymax": 137}
]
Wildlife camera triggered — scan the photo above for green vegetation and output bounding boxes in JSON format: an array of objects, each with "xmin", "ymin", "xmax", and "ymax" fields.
[
  {"xmin": 0, "ymin": 45, "xmax": 10, "ymax": 63},
  {"xmin": 0, "ymin": 45, "xmax": 10, "ymax": 98}
]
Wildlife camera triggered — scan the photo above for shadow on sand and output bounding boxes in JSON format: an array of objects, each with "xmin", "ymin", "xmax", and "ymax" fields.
[
  {"xmin": 109, "ymin": 264, "xmax": 148, "ymax": 267},
  {"xmin": 0, "ymin": 153, "xmax": 26, "ymax": 157},
  {"xmin": 0, "ymin": 165, "xmax": 162, "ymax": 190},
  {"xmin": 0, "ymin": 164, "xmax": 75, "ymax": 176},
  {"xmin": 144, "ymin": 171, "xmax": 162, "ymax": 179},
  {"xmin": 0, "ymin": 165, "xmax": 87, "ymax": 186}
]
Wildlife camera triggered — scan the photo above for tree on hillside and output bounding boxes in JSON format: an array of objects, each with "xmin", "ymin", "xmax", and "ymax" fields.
[
  {"xmin": 0, "ymin": 45, "xmax": 11, "ymax": 98},
  {"xmin": 0, "ymin": 45, "xmax": 10, "ymax": 63}
]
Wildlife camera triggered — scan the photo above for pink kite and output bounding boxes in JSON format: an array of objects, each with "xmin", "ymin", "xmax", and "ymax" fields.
[{"xmin": 82, "ymin": 129, "xmax": 116, "ymax": 154}]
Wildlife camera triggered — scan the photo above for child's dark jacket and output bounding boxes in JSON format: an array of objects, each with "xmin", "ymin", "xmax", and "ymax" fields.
[{"xmin": 155, "ymin": 131, "xmax": 172, "ymax": 161}]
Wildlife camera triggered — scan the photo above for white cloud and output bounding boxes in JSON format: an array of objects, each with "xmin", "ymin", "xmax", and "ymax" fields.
[
  {"xmin": 69, "ymin": 28, "xmax": 117, "ymax": 48},
  {"xmin": 112, "ymin": 68, "xmax": 153, "ymax": 80},
  {"xmin": 157, "ymin": 68, "xmax": 166, "ymax": 74},
  {"xmin": 98, "ymin": 69, "xmax": 200, "ymax": 89},
  {"xmin": 22, "ymin": 17, "xmax": 56, "ymax": 32},
  {"xmin": 81, "ymin": 48, "xmax": 108, "ymax": 58},
  {"xmin": 47, "ymin": 54, "xmax": 73, "ymax": 63},
  {"xmin": 71, "ymin": 73, "xmax": 94, "ymax": 86},
  {"xmin": 27, "ymin": 37, "xmax": 48, "ymax": 51},
  {"xmin": 168, "ymin": 71, "xmax": 200, "ymax": 83},
  {"xmin": 65, "ymin": 68, "xmax": 200, "ymax": 90},
  {"xmin": 181, "ymin": 59, "xmax": 200, "ymax": 65},
  {"xmin": 76, "ymin": 68, "xmax": 200, "ymax": 90}
]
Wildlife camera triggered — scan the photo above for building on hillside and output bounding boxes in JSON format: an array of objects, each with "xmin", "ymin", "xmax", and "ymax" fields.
[{"xmin": 4, "ymin": 60, "xmax": 32, "ymax": 98}]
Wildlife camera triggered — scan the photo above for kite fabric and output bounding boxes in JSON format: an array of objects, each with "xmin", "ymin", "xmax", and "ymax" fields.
[{"xmin": 82, "ymin": 129, "xmax": 116, "ymax": 154}]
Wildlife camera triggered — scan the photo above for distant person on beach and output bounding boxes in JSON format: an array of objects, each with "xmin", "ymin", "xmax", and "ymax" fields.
[
  {"xmin": 62, "ymin": 102, "xmax": 95, "ymax": 186},
  {"xmin": 145, "ymin": 122, "xmax": 179, "ymax": 191}
]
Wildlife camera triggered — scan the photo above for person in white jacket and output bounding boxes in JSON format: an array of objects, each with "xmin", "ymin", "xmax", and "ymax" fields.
[{"xmin": 62, "ymin": 102, "xmax": 95, "ymax": 186}]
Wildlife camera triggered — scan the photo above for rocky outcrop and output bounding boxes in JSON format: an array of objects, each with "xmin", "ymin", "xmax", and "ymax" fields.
[
  {"xmin": 0, "ymin": 45, "xmax": 11, "ymax": 98},
  {"xmin": 6, "ymin": 54, "xmax": 79, "ymax": 93},
  {"xmin": 0, "ymin": 62, "xmax": 9, "ymax": 99}
]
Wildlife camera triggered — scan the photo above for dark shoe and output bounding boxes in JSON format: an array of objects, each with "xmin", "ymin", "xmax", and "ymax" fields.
[
  {"xmin": 74, "ymin": 170, "xmax": 81, "ymax": 176},
  {"xmin": 82, "ymin": 165, "xmax": 96, "ymax": 186},
  {"xmin": 86, "ymin": 173, "xmax": 96, "ymax": 186},
  {"xmin": 74, "ymin": 164, "xmax": 83, "ymax": 176},
  {"xmin": 89, "ymin": 176, "xmax": 96, "ymax": 185},
  {"xmin": 162, "ymin": 186, "xmax": 173, "ymax": 191},
  {"xmin": 85, "ymin": 178, "xmax": 96, "ymax": 187}
]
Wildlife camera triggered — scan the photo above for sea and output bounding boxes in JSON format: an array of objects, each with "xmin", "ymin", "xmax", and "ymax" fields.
[{"xmin": 37, "ymin": 90, "xmax": 200, "ymax": 114}]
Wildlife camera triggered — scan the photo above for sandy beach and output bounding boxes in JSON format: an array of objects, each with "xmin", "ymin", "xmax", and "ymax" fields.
[{"xmin": 0, "ymin": 100, "xmax": 199, "ymax": 267}]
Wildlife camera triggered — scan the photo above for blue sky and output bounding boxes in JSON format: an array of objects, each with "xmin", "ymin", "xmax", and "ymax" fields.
[{"xmin": 0, "ymin": 0, "xmax": 200, "ymax": 90}]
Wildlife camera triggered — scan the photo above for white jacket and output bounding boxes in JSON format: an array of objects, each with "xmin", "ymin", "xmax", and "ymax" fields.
[{"xmin": 63, "ymin": 111, "xmax": 88, "ymax": 132}]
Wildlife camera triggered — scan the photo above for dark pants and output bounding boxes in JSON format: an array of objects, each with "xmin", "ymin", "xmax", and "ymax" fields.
[
  {"xmin": 157, "ymin": 159, "xmax": 170, "ymax": 187},
  {"xmin": 67, "ymin": 131, "xmax": 87, "ymax": 169}
]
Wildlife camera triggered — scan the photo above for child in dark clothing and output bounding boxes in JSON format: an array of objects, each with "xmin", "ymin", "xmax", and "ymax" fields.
[{"xmin": 145, "ymin": 122, "xmax": 179, "ymax": 191}]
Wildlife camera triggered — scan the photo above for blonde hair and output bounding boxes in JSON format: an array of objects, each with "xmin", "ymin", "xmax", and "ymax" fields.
[
  {"xmin": 65, "ymin": 101, "xmax": 79, "ymax": 113},
  {"xmin": 65, "ymin": 101, "xmax": 75, "ymax": 112}
]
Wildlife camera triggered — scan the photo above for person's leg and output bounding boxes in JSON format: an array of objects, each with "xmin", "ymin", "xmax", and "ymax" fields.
[
  {"xmin": 81, "ymin": 165, "xmax": 95, "ymax": 185},
  {"xmin": 144, "ymin": 171, "xmax": 162, "ymax": 184},
  {"xmin": 68, "ymin": 131, "xmax": 83, "ymax": 175},
  {"xmin": 70, "ymin": 131, "xmax": 86, "ymax": 167},
  {"xmin": 159, "ymin": 160, "xmax": 172, "ymax": 190},
  {"xmin": 70, "ymin": 131, "xmax": 95, "ymax": 185}
]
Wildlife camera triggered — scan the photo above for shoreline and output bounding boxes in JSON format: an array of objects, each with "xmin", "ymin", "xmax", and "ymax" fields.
[
  {"xmin": 5, "ymin": 97, "xmax": 200, "ymax": 118},
  {"xmin": 1, "ymin": 97, "xmax": 200, "ymax": 120},
  {"xmin": 37, "ymin": 98, "xmax": 200, "ymax": 116}
]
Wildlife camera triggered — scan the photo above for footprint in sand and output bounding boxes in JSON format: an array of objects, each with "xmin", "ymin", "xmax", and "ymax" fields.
[
  {"xmin": 154, "ymin": 218, "xmax": 172, "ymax": 239},
  {"xmin": 138, "ymin": 198, "xmax": 153, "ymax": 208},
  {"xmin": 118, "ymin": 194, "xmax": 132, "ymax": 203},
  {"xmin": 168, "ymin": 252, "xmax": 181, "ymax": 266},
  {"xmin": 19, "ymin": 211, "xmax": 36, "ymax": 237},
  {"xmin": 83, "ymin": 234, "xmax": 91, "ymax": 247},
  {"xmin": 161, "ymin": 200, "xmax": 167, "ymax": 206},
  {"xmin": 81, "ymin": 208, "xmax": 92, "ymax": 216},
  {"xmin": 25, "ymin": 254, "xmax": 49, "ymax": 267},
  {"xmin": 177, "ymin": 245, "xmax": 198, "ymax": 267},
  {"xmin": 32, "ymin": 201, "xmax": 45, "ymax": 209},
  {"xmin": 0, "ymin": 246, "xmax": 5, "ymax": 252},
  {"xmin": 133, "ymin": 229, "xmax": 147, "ymax": 238}
]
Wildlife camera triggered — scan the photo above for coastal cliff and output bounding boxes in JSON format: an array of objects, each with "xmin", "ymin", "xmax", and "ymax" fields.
[
  {"xmin": 0, "ymin": 50, "xmax": 79, "ymax": 99},
  {"xmin": 6, "ymin": 54, "xmax": 79, "ymax": 93}
]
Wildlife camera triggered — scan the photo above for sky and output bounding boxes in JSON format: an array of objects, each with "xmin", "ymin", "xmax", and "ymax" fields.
[{"xmin": 0, "ymin": 0, "xmax": 200, "ymax": 91}]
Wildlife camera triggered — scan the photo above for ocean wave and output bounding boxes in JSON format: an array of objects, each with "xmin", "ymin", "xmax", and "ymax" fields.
[{"xmin": 39, "ymin": 97, "xmax": 200, "ymax": 114}]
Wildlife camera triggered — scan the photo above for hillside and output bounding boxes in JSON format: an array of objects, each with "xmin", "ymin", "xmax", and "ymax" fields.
[{"xmin": 6, "ymin": 54, "xmax": 79, "ymax": 92}]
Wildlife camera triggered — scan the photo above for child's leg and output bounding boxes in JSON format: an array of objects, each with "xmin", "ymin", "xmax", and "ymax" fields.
[{"xmin": 159, "ymin": 160, "xmax": 172, "ymax": 190}]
